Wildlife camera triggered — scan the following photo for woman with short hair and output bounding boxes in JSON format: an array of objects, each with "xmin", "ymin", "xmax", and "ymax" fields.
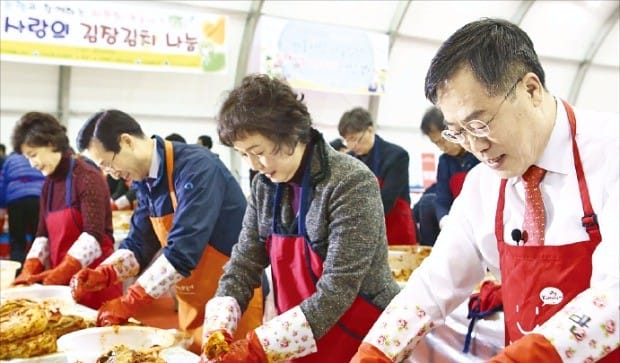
[
  {"xmin": 201, "ymin": 74, "xmax": 401, "ymax": 362},
  {"xmin": 11, "ymin": 112, "xmax": 121, "ymax": 309}
]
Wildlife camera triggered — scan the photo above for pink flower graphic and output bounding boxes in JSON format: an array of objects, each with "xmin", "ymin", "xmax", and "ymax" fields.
[
  {"xmin": 592, "ymin": 296, "xmax": 606, "ymax": 308},
  {"xmin": 397, "ymin": 319, "xmax": 408, "ymax": 329},
  {"xmin": 604, "ymin": 320, "xmax": 616, "ymax": 334}
]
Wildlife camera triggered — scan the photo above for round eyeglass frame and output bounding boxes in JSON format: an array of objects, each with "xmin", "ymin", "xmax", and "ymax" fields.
[{"xmin": 441, "ymin": 79, "xmax": 521, "ymax": 144}]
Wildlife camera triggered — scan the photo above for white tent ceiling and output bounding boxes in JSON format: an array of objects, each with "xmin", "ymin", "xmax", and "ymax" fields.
[
  {"xmin": 1, "ymin": 0, "xmax": 618, "ymax": 187},
  {"xmin": 162, "ymin": 0, "xmax": 619, "ymax": 118},
  {"xmin": 172, "ymin": 0, "xmax": 619, "ymax": 79}
]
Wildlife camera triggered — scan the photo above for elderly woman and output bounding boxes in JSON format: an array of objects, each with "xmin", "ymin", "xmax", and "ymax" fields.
[
  {"xmin": 11, "ymin": 112, "xmax": 121, "ymax": 309},
  {"xmin": 200, "ymin": 74, "xmax": 401, "ymax": 362}
]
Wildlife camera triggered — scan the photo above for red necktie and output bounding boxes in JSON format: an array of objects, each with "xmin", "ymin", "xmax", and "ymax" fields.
[{"xmin": 522, "ymin": 166, "xmax": 547, "ymax": 246}]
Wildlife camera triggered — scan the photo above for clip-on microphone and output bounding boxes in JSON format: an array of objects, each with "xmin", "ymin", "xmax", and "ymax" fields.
[{"xmin": 511, "ymin": 229, "xmax": 527, "ymax": 246}]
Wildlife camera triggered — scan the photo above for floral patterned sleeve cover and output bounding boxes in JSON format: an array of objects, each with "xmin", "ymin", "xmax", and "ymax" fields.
[
  {"xmin": 254, "ymin": 306, "xmax": 317, "ymax": 361},
  {"xmin": 136, "ymin": 254, "xmax": 184, "ymax": 298},
  {"xmin": 534, "ymin": 286, "xmax": 619, "ymax": 362}
]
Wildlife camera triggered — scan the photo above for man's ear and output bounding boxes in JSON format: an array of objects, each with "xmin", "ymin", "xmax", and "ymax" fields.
[
  {"xmin": 522, "ymin": 72, "xmax": 544, "ymax": 107},
  {"xmin": 119, "ymin": 133, "xmax": 134, "ymax": 150}
]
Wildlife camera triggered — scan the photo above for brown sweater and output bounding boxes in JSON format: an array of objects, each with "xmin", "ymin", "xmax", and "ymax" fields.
[{"xmin": 37, "ymin": 153, "xmax": 113, "ymax": 244}]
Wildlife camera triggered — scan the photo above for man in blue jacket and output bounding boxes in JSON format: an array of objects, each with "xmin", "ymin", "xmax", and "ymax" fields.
[{"xmin": 71, "ymin": 109, "xmax": 262, "ymax": 354}]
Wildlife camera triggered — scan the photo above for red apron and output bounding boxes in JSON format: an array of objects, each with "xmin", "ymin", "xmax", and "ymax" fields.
[
  {"xmin": 45, "ymin": 157, "xmax": 121, "ymax": 309},
  {"xmin": 149, "ymin": 141, "xmax": 262, "ymax": 354},
  {"xmin": 449, "ymin": 171, "xmax": 467, "ymax": 198},
  {"xmin": 267, "ymin": 149, "xmax": 383, "ymax": 362},
  {"xmin": 371, "ymin": 140, "xmax": 417, "ymax": 246},
  {"xmin": 495, "ymin": 100, "xmax": 618, "ymax": 361}
]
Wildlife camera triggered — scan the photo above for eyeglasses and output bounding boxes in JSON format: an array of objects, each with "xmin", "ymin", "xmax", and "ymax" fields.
[
  {"xmin": 344, "ymin": 129, "xmax": 368, "ymax": 148},
  {"xmin": 100, "ymin": 152, "xmax": 118, "ymax": 173},
  {"xmin": 442, "ymin": 79, "xmax": 521, "ymax": 144}
]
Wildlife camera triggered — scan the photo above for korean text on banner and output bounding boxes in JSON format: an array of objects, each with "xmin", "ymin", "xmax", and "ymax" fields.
[{"xmin": 0, "ymin": 0, "xmax": 227, "ymax": 73}]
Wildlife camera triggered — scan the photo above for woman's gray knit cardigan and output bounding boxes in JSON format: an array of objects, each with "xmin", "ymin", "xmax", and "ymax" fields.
[{"xmin": 216, "ymin": 130, "xmax": 401, "ymax": 338}]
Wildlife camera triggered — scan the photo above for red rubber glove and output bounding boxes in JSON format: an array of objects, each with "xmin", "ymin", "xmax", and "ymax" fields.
[
  {"xmin": 200, "ymin": 329, "xmax": 233, "ymax": 362},
  {"xmin": 12, "ymin": 258, "xmax": 44, "ymax": 286},
  {"xmin": 28, "ymin": 255, "xmax": 83, "ymax": 286},
  {"xmin": 70, "ymin": 264, "xmax": 118, "ymax": 302},
  {"xmin": 97, "ymin": 283, "xmax": 154, "ymax": 326},
  {"xmin": 210, "ymin": 330, "xmax": 267, "ymax": 363},
  {"xmin": 468, "ymin": 280, "xmax": 502, "ymax": 314},
  {"xmin": 350, "ymin": 342, "xmax": 392, "ymax": 363},
  {"xmin": 488, "ymin": 334, "xmax": 562, "ymax": 363}
]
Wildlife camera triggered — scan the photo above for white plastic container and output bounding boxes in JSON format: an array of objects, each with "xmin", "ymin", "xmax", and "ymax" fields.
[
  {"xmin": 57, "ymin": 326, "xmax": 176, "ymax": 363},
  {"xmin": 0, "ymin": 284, "xmax": 73, "ymax": 301},
  {"xmin": 0, "ymin": 260, "xmax": 21, "ymax": 289}
]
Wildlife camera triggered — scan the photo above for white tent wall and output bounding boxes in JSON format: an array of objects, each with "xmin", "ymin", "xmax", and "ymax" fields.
[{"xmin": 1, "ymin": 0, "xmax": 618, "ymax": 193}]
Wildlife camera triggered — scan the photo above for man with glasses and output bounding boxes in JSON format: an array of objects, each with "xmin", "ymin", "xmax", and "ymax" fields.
[
  {"xmin": 71, "ymin": 110, "xmax": 263, "ymax": 354},
  {"xmin": 352, "ymin": 18, "xmax": 618, "ymax": 362},
  {"xmin": 338, "ymin": 107, "xmax": 417, "ymax": 246}
]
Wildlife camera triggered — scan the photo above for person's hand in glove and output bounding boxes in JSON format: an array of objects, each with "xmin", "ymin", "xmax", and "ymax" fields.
[
  {"xmin": 204, "ymin": 305, "xmax": 317, "ymax": 363},
  {"xmin": 28, "ymin": 255, "xmax": 82, "ymax": 285},
  {"xmin": 12, "ymin": 258, "xmax": 44, "ymax": 286},
  {"xmin": 70, "ymin": 264, "xmax": 118, "ymax": 301},
  {"xmin": 200, "ymin": 296, "xmax": 241, "ymax": 362},
  {"xmin": 205, "ymin": 330, "xmax": 267, "ymax": 363},
  {"xmin": 13, "ymin": 237, "xmax": 49, "ymax": 286},
  {"xmin": 97, "ymin": 283, "xmax": 154, "ymax": 326},
  {"xmin": 200, "ymin": 329, "xmax": 233, "ymax": 362},
  {"xmin": 96, "ymin": 253, "xmax": 182, "ymax": 326},
  {"xmin": 487, "ymin": 334, "xmax": 561, "ymax": 363}
]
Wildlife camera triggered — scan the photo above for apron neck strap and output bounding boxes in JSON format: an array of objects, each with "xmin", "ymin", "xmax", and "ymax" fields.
[
  {"xmin": 371, "ymin": 135, "xmax": 380, "ymax": 175},
  {"xmin": 561, "ymin": 99, "xmax": 600, "ymax": 242},
  {"xmin": 66, "ymin": 157, "xmax": 74, "ymax": 207},
  {"xmin": 162, "ymin": 140, "xmax": 178, "ymax": 211},
  {"xmin": 272, "ymin": 144, "xmax": 314, "ymax": 235},
  {"xmin": 47, "ymin": 157, "xmax": 75, "ymax": 211}
]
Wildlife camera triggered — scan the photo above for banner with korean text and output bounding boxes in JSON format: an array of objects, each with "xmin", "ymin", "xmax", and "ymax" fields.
[
  {"xmin": 0, "ymin": 0, "xmax": 227, "ymax": 73},
  {"xmin": 259, "ymin": 16, "xmax": 389, "ymax": 95}
]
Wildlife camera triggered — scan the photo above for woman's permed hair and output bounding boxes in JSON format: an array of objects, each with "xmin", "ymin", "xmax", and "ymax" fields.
[
  {"xmin": 12, "ymin": 111, "xmax": 70, "ymax": 153},
  {"xmin": 217, "ymin": 74, "xmax": 312, "ymax": 154}
]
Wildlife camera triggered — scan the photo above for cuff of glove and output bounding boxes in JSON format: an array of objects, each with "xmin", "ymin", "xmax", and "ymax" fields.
[
  {"xmin": 101, "ymin": 249, "xmax": 140, "ymax": 281},
  {"xmin": 67, "ymin": 232, "xmax": 102, "ymax": 267},
  {"xmin": 26, "ymin": 236, "xmax": 49, "ymax": 265},
  {"xmin": 352, "ymin": 343, "xmax": 393, "ymax": 363},
  {"xmin": 203, "ymin": 296, "xmax": 242, "ymax": 341},
  {"xmin": 136, "ymin": 254, "xmax": 183, "ymax": 298},
  {"xmin": 254, "ymin": 305, "xmax": 317, "ymax": 362}
]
